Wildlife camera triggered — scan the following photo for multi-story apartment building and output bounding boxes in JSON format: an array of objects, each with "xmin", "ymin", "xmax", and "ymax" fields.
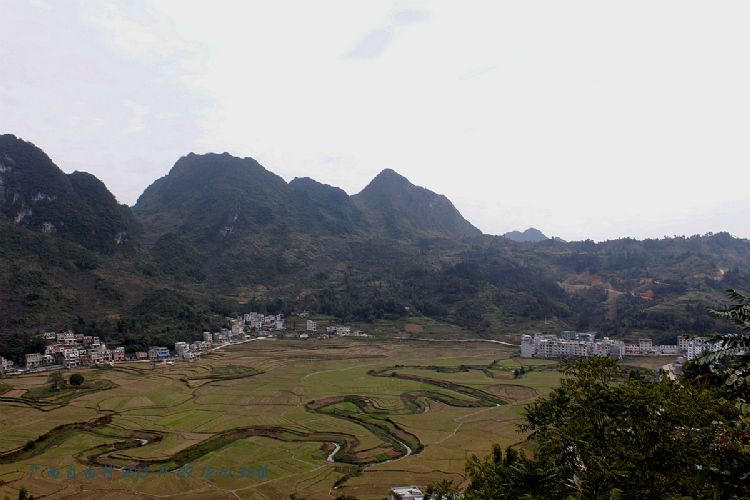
[{"xmin": 522, "ymin": 332, "xmax": 665, "ymax": 360}]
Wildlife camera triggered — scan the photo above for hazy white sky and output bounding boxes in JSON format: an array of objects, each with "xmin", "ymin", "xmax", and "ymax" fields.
[{"xmin": 2, "ymin": 1, "xmax": 749, "ymax": 241}]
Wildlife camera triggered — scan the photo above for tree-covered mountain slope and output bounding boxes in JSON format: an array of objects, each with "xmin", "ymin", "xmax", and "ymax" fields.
[
  {"xmin": 0, "ymin": 134, "xmax": 138, "ymax": 253},
  {"xmin": 353, "ymin": 168, "xmax": 482, "ymax": 240},
  {"xmin": 1, "ymin": 136, "xmax": 749, "ymax": 353}
]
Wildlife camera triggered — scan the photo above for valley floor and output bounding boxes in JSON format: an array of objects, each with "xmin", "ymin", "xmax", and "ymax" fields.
[{"xmin": 0, "ymin": 337, "xmax": 561, "ymax": 499}]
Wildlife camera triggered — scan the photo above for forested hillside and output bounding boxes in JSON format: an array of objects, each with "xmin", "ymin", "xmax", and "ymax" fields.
[{"xmin": 1, "ymin": 134, "xmax": 748, "ymax": 359}]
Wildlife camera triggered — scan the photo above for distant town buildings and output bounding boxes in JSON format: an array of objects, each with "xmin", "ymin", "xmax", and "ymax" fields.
[
  {"xmin": 174, "ymin": 340, "xmax": 211, "ymax": 361},
  {"xmin": 521, "ymin": 332, "xmax": 623, "ymax": 360},
  {"xmin": 9, "ymin": 310, "xmax": 365, "ymax": 373},
  {"xmin": 680, "ymin": 335, "xmax": 714, "ymax": 360},
  {"xmin": 300, "ymin": 322, "xmax": 366, "ymax": 340},
  {"xmin": 520, "ymin": 332, "xmax": 713, "ymax": 360},
  {"xmin": 238, "ymin": 313, "xmax": 285, "ymax": 334},
  {"xmin": 17, "ymin": 329, "xmax": 211, "ymax": 372}
]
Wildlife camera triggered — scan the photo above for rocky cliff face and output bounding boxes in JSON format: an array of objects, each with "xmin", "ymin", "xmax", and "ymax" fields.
[{"xmin": 0, "ymin": 134, "xmax": 136, "ymax": 253}]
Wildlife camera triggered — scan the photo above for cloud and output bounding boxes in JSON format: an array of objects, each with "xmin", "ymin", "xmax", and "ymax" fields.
[
  {"xmin": 391, "ymin": 9, "xmax": 429, "ymax": 25},
  {"xmin": 0, "ymin": 1, "xmax": 206, "ymax": 204},
  {"xmin": 2, "ymin": 1, "xmax": 750, "ymax": 240},
  {"xmin": 346, "ymin": 6, "xmax": 429, "ymax": 59},
  {"xmin": 346, "ymin": 28, "xmax": 394, "ymax": 59}
]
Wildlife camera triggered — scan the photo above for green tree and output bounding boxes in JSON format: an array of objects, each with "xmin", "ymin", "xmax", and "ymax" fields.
[
  {"xmin": 46, "ymin": 370, "xmax": 66, "ymax": 392},
  {"xmin": 69, "ymin": 373, "xmax": 84, "ymax": 386},
  {"xmin": 425, "ymin": 479, "xmax": 462, "ymax": 499},
  {"xmin": 464, "ymin": 445, "xmax": 554, "ymax": 499},
  {"xmin": 704, "ymin": 289, "xmax": 750, "ymax": 398},
  {"xmin": 464, "ymin": 358, "xmax": 746, "ymax": 499}
]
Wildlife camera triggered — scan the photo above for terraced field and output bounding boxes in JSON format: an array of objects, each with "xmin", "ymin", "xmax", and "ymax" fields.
[{"xmin": 0, "ymin": 337, "xmax": 561, "ymax": 499}]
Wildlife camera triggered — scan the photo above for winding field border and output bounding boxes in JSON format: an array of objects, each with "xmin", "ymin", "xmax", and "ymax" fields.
[{"xmin": 1, "ymin": 362, "xmax": 514, "ymax": 473}]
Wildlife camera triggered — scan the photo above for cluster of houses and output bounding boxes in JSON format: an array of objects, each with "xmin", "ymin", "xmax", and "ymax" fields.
[
  {"xmin": 677, "ymin": 335, "xmax": 715, "ymax": 361},
  {"xmin": 235, "ymin": 312, "xmax": 285, "ymax": 335},
  {"xmin": 23, "ymin": 332, "xmax": 126, "ymax": 370},
  {"xmin": 520, "ymin": 331, "xmax": 713, "ymax": 361},
  {"xmin": 128, "ymin": 331, "xmax": 241, "ymax": 364},
  {"xmin": 297, "ymin": 320, "xmax": 368, "ymax": 340},
  {"xmin": 3, "ymin": 312, "xmax": 367, "ymax": 374},
  {"xmin": 14, "ymin": 325, "xmax": 250, "ymax": 373}
]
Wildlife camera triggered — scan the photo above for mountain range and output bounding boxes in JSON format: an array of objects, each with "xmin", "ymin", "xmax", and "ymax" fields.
[{"xmin": 1, "ymin": 133, "xmax": 748, "ymax": 359}]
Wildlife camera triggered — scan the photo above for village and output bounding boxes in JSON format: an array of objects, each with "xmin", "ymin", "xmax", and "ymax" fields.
[
  {"xmin": 520, "ymin": 330, "xmax": 714, "ymax": 373},
  {"xmin": 0, "ymin": 312, "xmax": 368, "ymax": 376},
  {"xmin": 1, "ymin": 316, "xmax": 713, "ymax": 378}
]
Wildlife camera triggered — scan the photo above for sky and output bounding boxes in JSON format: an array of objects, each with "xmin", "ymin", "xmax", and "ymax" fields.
[{"xmin": 2, "ymin": 0, "xmax": 749, "ymax": 241}]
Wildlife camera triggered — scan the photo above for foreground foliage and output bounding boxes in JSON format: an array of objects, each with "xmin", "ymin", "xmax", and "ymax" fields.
[
  {"xmin": 703, "ymin": 289, "xmax": 750, "ymax": 399},
  {"xmin": 453, "ymin": 357, "xmax": 748, "ymax": 499}
]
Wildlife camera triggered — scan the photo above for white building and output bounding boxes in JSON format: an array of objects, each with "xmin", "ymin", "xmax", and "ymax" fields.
[
  {"xmin": 685, "ymin": 337, "xmax": 712, "ymax": 361},
  {"xmin": 678, "ymin": 335, "xmax": 714, "ymax": 361},
  {"xmin": 639, "ymin": 338, "xmax": 654, "ymax": 354},
  {"xmin": 306, "ymin": 320, "xmax": 317, "ymax": 332},
  {"xmin": 591, "ymin": 338, "xmax": 624, "ymax": 359},
  {"xmin": 57, "ymin": 331, "xmax": 77, "ymax": 345},
  {"xmin": 678, "ymin": 335, "xmax": 691, "ymax": 352},
  {"xmin": 25, "ymin": 353, "xmax": 44, "ymax": 369},
  {"xmin": 657, "ymin": 344, "xmax": 680, "ymax": 355},
  {"xmin": 0, "ymin": 356, "xmax": 14, "ymax": 373},
  {"xmin": 113, "ymin": 347, "xmax": 126, "ymax": 362},
  {"xmin": 537, "ymin": 338, "xmax": 589, "ymax": 358},
  {"xmin": 390, "ymin": 486, "xmax": 424, "ymax": 500},
  {"xmin": 231, "ymin": 319, "xmax": 244, "ymax": 337},
  {"xmin": 191, "ymin": 340, "xmax": 211, "ymax": 352},
  {"xmin": 326, "ymin": 326, "xmax": 351, "ymax": 336},
  {"xmin": 520, "ymin": 334, "xmax": 535, "ymax": 358},
  {"xmin": 245, "ymin": 312, "xmax": 264, "ymax": 329},
  {"xmin": 520, "ymin": 333, "xmax": 636, "ymax": 360},
  {"xmin": 62, "ymin": 348, "xmax": 80, "ymax": 368}
]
